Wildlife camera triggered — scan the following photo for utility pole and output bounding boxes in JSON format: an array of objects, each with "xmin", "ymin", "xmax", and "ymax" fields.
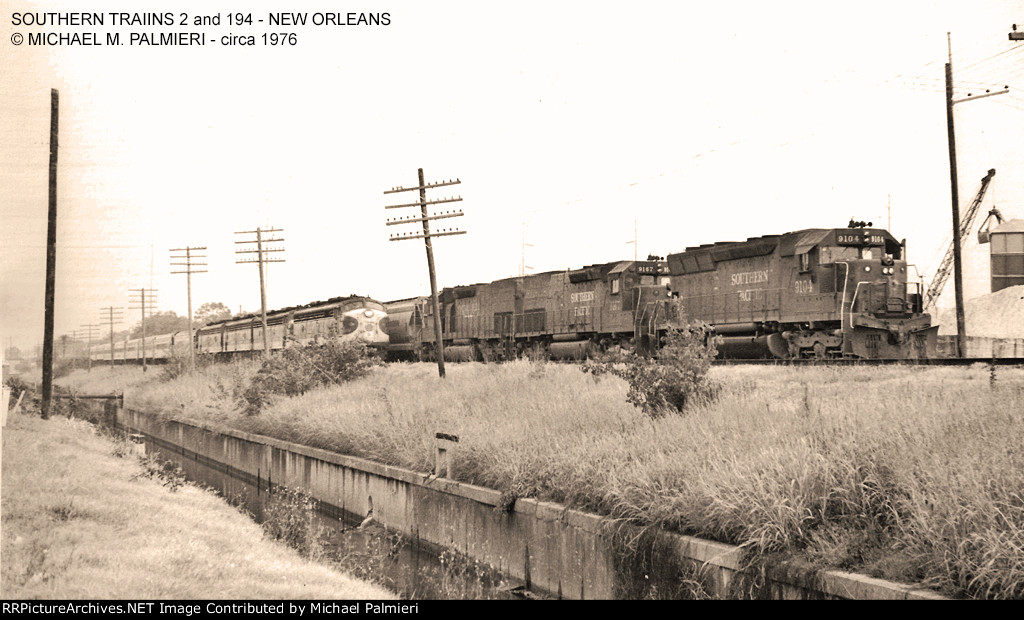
[
  {"xmin": 235, "ymin": 228, "xmax": 284, "ymax": 356},
  {"xmin": 79, "ymin": 324, "xmax": 99, "ymax": 373},
  {"xmin": 128, "ymin": 288, "xmax": 157, "ymax": 372},
  {"xmin": 99, "ymin": 306, "xmax": 124, "ymax": 366},
  {"xmin": 944, "ymin": 32, "xmax": 1009, "ymax": 358},
  {"xmin": 63, "ymin": 330, "xmax": 80, "ymax": 366},
  {"xmin": 385, "ymin": 169, "xmax": 465, "ymax": 378},
  {"xmin": 41, "ymin": 89, "xmax": 58, "ymax": 420},
  {"xmin": 170, "ymin": 246, "xmax": 207, "ymax": 371}
]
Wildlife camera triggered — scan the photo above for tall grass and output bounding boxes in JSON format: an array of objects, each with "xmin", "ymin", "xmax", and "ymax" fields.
[
  {"xmin": 58, "ymin": 361, "xmax": 1024, "ymax": 599},
  {"xmin": 1, "ymin": 402, "xmax": 395, "ymax": 599}
]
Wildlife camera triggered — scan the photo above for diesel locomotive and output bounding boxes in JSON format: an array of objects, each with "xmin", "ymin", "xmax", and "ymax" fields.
[
  {"xmin": 195, "ymin": 295, "xmax": 389, "ymax": 357},
  {"xmin": 384, "ymin": 259, "xmax": 672, "ymax": 362},
  {"xmin": 87, "ymin": 295, "xmax": 390, "ymax": 364},
  {"xmin": 388, "ymin": 222, "xmax": 938, "ymax": 361},
  {"xmin": 665, "ymin": 223, "xmax": 937, "ymax": 359}
]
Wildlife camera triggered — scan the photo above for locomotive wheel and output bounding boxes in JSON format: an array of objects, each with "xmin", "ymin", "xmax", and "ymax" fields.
[{"xmin": 813, "ymin": 341, "xmax": 827, "ymax": 359}]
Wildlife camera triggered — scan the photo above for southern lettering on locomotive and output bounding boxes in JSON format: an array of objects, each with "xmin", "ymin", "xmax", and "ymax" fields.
[{"xmin": 665, "ymin": 224, "xmax": 937, "ymax": 359}]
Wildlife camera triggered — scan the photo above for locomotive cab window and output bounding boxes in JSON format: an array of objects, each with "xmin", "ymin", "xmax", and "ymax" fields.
[
  {"xmin": 611, "ymin": 277, "xmax": 620, "ymax": 295},
  {"xmin": 798, "ymin": 251, "xmax": 813, "ymax": 273}
]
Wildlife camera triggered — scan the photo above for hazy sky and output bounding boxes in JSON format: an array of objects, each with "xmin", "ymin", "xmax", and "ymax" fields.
[{"xmin": 3, "ymin": 0, "xmax": 1023, "ymax": 352}]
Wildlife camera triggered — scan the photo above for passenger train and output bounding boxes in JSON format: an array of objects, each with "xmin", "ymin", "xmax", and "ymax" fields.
[{"xmin": 89, "ymin": 222, "xmax": 938, "ymax": 364}]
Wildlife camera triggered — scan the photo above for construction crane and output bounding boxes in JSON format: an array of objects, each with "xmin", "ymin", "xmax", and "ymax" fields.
[
  {"xmin": 924, "ymin": 168, "xmax": 996, "ymax": 311},
  {"xmin": 977, "ymin": 205, "xmax": 1005, "ymax": 245}
]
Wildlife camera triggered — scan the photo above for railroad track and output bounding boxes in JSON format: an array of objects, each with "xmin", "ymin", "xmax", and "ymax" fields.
[{"xmin": 713, "ymin": 357, "xmax": 1024, "ymax": 366}]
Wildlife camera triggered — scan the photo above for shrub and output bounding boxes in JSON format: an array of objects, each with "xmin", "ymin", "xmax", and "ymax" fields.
[
  {"xmin": 239, "ymin": 341, "xmax": 382, "ymax": 415},
  {"xmin": 261, "ymin": 486, "xmax": 327, "ymax": 560},
  {"xmin": 4, "ymin": 375, "xmax": 31, "ymax": 402},
  {"xmin": 583, "ymin": 306, "xmax": 720, "ymax": 417}
]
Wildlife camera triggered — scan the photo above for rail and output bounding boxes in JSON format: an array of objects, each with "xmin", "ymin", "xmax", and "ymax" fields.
[{"xmin": 713, "ymin": 357, "xmax": 1024, "ymax": 366}]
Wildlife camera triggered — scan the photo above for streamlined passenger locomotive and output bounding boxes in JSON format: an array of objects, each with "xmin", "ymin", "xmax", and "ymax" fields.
[
  {"xmin": 195, "ymin": 295, "xmax": 389, "ymax": 357},
  {"xmin": 665, "ymin": 223, "xmax": 937, "ymax": 359}
]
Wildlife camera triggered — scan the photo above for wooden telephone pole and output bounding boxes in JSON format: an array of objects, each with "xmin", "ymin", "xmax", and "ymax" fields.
[
  {"xmin": 79, "ymin": 324, "xmax": 99, "ymax": 373},
  {"xmin": 170, "ymin": 246, "xmax": 207, "ymax": 371},
  {"xmin": 944, "ymin": 32, "xmax": 1009, "ymax": 357},
  {"xmin": 128, "ymin": 288, "xmax": 157, "ymax": 371},
  {"xmin": 235, "ymin": 228, "xmax": 284, "ymax": 356},
  {"xmin": 385, "ymin": 169, "xmax": 465, "ymax": 378},
  {"xmin": 41, "ymin": 89, "xmax": 58, "ymax": 419},
  {"xmin": 99, "ymin": 306, "xmax": 124, "ymax": 366}
]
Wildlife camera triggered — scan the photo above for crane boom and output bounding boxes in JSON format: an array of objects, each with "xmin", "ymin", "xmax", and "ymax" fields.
[{"xmin": 924, "ymin": 168, "xmax": 996, "ymax": 311}]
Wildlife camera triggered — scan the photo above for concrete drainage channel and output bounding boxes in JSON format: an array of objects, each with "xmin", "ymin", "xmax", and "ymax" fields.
[{"xmin": 104, "ymin": 403, "xmax": 945, "ymax": 600}]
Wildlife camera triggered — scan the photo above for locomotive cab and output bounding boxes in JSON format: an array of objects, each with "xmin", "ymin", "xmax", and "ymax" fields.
[
  {"xmin": 818, "ymin": 227, "xmax": 936, "ymax": 358},
  {"xmin": 665, "ymin": 224, "xmax": 938, "ymax": 359}
]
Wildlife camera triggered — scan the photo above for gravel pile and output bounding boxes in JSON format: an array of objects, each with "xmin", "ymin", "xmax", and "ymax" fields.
[{"xmin": 936, "ymin": 284, "xmax": 1024, "ymax": 338}]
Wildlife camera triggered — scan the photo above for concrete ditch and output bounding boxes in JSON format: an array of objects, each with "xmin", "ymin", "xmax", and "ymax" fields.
[{"xmin": 114, "ymin": 404, "xmax": 947, "ymax": 600}]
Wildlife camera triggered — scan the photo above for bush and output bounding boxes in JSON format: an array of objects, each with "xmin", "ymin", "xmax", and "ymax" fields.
[
  {"xmin": 583, "ymin": 306, "xmax": 720, "ymax": 417},
  {"xmin": 261, "ymin": 486, "xmax": 327, "ymax": 560},
  {"xmin": 4, "ymin": 375, "xmax": 31, "ymax": 402},
  {"xmin": 239, "ymin": 341, "xmax": 382, "ymax": 415}
]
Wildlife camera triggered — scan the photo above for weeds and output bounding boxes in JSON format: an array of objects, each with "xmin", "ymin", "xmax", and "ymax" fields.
[
  {"xmin": 261, "ymin": 486, "xmax": 329, "ymax": 560},
  {"xmin": 584, "ymin": 313, "xmax": 721, "ymax": 417},
  {"xmin": 415, "ymin": 548, "xmax": 508, "ymax": 599},
  {"xmin": 239, "ymin": 341, "xmax": 382, "ymax": 415},
  {"xmin": 133, "ymin": 454, "xmax": 186, "ymax": 492},
  {"xmin": 57, "ymin": 356, "xmax": 1024, "ymax": 598},
  {"xmin": 4, "ymin": 375, "xmax": 31, "ymax": 402}
]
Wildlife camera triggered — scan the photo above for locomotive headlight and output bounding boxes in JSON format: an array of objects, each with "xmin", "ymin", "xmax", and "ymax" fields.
[
  {"xmin": 364, "ymin": 310, "xmax": 374, "ymax": 318},
  {"xmin": 864, "ymin": 266, "xmax": 871, "ymax": 272}
]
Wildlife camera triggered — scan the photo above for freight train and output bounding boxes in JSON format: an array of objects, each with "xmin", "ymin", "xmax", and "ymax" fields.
[{"xmin": 386, "ymin": 223, "xmax": 938, "ymax": 360}]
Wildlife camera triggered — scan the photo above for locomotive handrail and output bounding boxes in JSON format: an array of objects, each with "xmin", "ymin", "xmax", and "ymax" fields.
[
  {"xmin": 836, "ymin": 262, "xmax": 851, "ymax": 329},
  {"xmin": 850, "ymin": 281, "xmax": 868, "ymax": 327}
]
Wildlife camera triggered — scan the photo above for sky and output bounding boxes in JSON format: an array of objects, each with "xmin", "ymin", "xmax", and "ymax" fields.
[{"xmin": 2, "ymin": 0, "xmax": 1024, "ymax": 353}]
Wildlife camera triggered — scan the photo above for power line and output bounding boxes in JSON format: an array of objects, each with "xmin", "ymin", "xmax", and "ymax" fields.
[
  {"xmin": 99, "ymin": 306, "xmax": 125, "ymax": 367},
  {"xmin": 170, "ymin": 246, "xmax": 207, "ymax": 371},
  {"xmin": 78, "ymin": 323, "xmax": 100, "ymax": 373},
  {"xmin": 235, "ymin": 228, "xmax": 284, "ymax": 356},
  {"xmin": 385, "ymin": 169, "xmax": 465, "ymax": 379},
  {"xmin": 128, "ymin": 288, "xmax": 157, "ymax": 372}
]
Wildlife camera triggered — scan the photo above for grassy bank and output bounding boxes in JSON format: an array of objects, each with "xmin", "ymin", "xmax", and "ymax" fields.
[
  {"xmin": 56, "ymin": 360, "xmax": 1024, "ymax": 599},
  {"xmin": 1, "ymin": 400, "xmax": 395, "ymax": 599}
]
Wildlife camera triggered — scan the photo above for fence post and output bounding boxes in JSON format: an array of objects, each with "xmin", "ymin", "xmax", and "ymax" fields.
[{"xmin": 434, "ymin": 432, "xmax": 459, "ymax": 478}]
